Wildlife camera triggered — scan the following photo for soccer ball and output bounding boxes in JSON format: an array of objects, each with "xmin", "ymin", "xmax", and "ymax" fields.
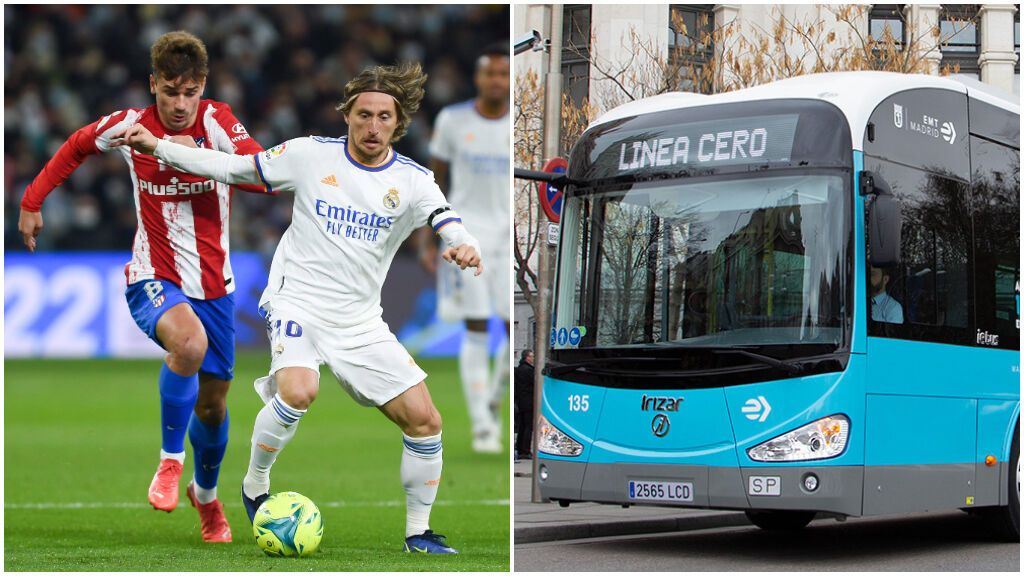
[{"xmin": 253, "ymin": 491, "xmax": 324, "ymax": 557}]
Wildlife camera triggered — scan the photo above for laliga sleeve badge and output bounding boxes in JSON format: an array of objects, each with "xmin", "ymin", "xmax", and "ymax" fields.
[
  {"xmin": 384, "ymin": 188, "xmax": 400, "ymax": 210},
  {"xmin": 263, "ymin": 143, "xmax": 287, "ymax": 161}
]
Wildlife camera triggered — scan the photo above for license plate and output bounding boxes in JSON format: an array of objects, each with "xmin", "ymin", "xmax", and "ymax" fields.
[
  {"xmin": 627, "ymin": 480, "xmax": 694, "ymax": 503},
  {"xmin": 748, "ymin": 475, "xmax": 782, "ymax": 496}
]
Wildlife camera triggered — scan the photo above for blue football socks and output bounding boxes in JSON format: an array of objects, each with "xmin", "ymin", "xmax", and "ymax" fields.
[
  {"xmin": 189, "ymin": 410, "xmax": 229, "ymax": 491},
  {"xmin": 159, "ymin": 363, "xmax": 199, "ymax": 455}
]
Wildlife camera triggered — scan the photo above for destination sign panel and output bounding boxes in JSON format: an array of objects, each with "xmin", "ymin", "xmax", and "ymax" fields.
[{"xmin": 568, "ymin": 100, "xmax": 852, "ymax": 184}]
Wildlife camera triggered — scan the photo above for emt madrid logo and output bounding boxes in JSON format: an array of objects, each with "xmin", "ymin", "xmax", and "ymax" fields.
[{"xmin": 384, "ymin": 188, "xmax": 400, "ymax": 210}]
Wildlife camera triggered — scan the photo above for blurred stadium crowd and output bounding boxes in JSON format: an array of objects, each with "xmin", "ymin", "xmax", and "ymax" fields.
[{"xmin": 4, "ymin": 4, "xmax": 509, "ymax": 254}]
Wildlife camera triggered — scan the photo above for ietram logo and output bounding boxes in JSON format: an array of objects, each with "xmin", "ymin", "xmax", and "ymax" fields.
[{"xmin": 651, "ymin": 414, "xmax": 671, "ymax": 437}]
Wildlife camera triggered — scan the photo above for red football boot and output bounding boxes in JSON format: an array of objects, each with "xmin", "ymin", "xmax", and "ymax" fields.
[
  {"xmin": 148, "ymin": 459, "xmax": 183, "ymax": 512},
  {"xmin": 187, "ymin": 481, "xmax": 233, "ymax": 543}
]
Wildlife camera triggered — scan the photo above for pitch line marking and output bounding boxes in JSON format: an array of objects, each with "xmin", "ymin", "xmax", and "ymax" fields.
[{"xmin": 5, "ymin": 499, "xmax": 509, "ymax": 510}]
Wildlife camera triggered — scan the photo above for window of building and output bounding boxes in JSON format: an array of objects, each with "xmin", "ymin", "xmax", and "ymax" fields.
[
  {"xmin": 940, "ymin": 5, "xmax": 981, "ymax": 79},
  {"xmin": 561, "ymin": 5, "xmax": 591, "ymax": 110},
  {"xmin": 668, "ymin": 4, "xmax": 715, "ymax": 93},
  {"xmin": 869, "ymin": 4, "xmax": 906, "ymax": 47}
]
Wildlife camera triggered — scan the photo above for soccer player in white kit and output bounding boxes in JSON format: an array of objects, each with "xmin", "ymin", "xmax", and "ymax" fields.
[
  {"xmin": 116, "ymin": 62, "xmax": 480, "ymax": 554},
  {"xmin": 420, "ymin": 44, "xmax": 510, "ymax": 453}
]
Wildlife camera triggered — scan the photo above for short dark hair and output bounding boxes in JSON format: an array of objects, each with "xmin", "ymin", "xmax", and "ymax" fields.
[
  {"xmin": 520, "ymin": 349, "xmax": 533, "ymax": 362},
  {"xmin": 481, "ymin": 42, "xmax": 509, "ymax": 60},
  {"xmin": 151, "ymin": 31, "xmax": 208, "ymax": 83}
]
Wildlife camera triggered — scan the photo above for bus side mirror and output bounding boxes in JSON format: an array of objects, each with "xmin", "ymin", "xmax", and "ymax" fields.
[{"xmin": 863, "ymin": 171, "xmax": 902, "ymax": 267}]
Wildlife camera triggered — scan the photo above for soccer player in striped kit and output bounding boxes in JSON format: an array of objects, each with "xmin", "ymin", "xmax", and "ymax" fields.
[
  {"xmin": 116, "ymin": 62, "xmax": 481, "ymax": 554},
  {"xmin": 17, "ymin": 31, "xmax": 266, "ymax": 543}
]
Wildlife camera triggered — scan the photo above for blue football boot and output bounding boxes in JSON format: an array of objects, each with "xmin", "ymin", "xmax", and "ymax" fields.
[
  {"xmin": 242, "ymin": 485, "xmax": 269, "ymax": 524},
  {"xmin": 403, "ymin": 530, "xmax": 459, "ymax": 554}
]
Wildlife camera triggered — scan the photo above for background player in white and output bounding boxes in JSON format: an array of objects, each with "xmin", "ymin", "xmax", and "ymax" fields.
[
  {"xmin": 116, "ymin": 62, "xmax": 481, "ymax": 555},
  {"xmin": 419, "ymin": 44, "xmax": 510, "ymax": 453}
]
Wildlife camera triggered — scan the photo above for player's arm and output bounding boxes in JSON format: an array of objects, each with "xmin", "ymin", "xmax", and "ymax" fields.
[
  {"xmin": 116, "ymin": 124, "xmax": 297, "ymax": 193},
  {"xmin": 417, "ymin": 179, "xmax": 482, "ymax": 276},
  {"xmin": 18, "ymin": 111, "xmax": 133, "ymax": 251},
  {"xmin": 210, "ymin": 103, "xmax": 273, "ymax": 195}
]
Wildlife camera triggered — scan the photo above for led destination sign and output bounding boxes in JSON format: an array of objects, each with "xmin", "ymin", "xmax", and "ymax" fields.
[
  {"xmin": 615, "ymin": 114, "xmax": 799, "ymax": 173},
  {"xmin": 569, "ymin": 100, "xmax": 852, "ymax": 184}
]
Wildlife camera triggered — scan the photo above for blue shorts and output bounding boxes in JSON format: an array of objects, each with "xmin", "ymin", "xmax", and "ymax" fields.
[{"xmin": 125, "ymin": 279, "xmax": 235, "ymax": 381}]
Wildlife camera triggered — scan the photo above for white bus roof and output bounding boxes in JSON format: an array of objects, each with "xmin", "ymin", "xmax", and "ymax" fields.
[{"xmin": 589, "ymin": 71, "xmax": 1020, "ymax": 149}]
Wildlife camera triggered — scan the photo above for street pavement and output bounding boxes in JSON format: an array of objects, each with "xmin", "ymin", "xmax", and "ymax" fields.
[
  {"xmin": 513, "ymin": 458, "xmax": 750, "ymax": 544},
  {"xmin": 514, "ymin": 459, "xmax": 1019, "ymax": 571}
]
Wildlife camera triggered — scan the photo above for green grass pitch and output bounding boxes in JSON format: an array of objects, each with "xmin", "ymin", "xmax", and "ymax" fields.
[{"xmin": 4, "ymin": 353, "xmax": 510, "ymax": 571}]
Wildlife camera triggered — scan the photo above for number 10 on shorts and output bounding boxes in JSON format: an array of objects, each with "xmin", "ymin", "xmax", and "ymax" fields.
[{"xmin": 273, "ymin": 319, "xmax": 303, "ymax": 338}]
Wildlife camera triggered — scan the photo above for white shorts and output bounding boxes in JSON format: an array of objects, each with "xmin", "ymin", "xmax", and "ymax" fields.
[
  {"xmin": 437, "ymin": 244, "xmax": 510, "ymax": 322},
  {"xmin": 258, "ymin": 303, "xmax": 427, "ymax": 407}
]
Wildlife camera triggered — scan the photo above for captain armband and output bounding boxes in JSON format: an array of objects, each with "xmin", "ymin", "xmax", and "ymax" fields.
[{"xmin": 427, "ymin": 205, "xmax": 463, "ymax": 235}]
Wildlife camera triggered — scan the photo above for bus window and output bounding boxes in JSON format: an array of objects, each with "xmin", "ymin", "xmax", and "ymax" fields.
[
  {"xmin": 866, "ymin": 159, "xmax": 972, "ymax": 345},
  {"xmin": 970, "ymin": 136, "xmax": 1020, "ymax": 351}
]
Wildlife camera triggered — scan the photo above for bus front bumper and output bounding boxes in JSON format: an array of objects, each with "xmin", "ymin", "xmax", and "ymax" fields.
[{"xmin": 537, "ymin": 458, "xmax": 864, "ymax": 517}]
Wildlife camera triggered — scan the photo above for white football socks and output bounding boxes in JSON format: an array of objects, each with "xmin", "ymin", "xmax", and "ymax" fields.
[
  {"xmin": 243, "ymin": 393, "xmax": 306, "ymax": 500},
  {"xmin": 489, "ymin": 337, "xmax": 510, "ymax": 431},
  {"xmin": 160, "ymin": 450, "xmax": 186, "ymax": 464},
  {"xmin": 192, "ymin": 481, "xmax": 217, "ymax": 504},
  {"xmin": 460, "ymin": 330, "xmax": 492, "ymax": 435},
  {"xmin": 401, "ymin": 432, "xmax": 443, "ymax": 538}
]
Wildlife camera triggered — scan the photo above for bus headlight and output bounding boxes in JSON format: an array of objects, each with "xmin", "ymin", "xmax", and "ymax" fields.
[
  {"xmin": 537, "ymin": 415, "xmax": 583, "ymax": 457},
  {"xmin": 747, "ymin": 415, "xmax": 849, "ymax": 462}
]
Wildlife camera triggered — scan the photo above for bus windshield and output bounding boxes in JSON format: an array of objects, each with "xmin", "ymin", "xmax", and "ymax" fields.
[{"xmin": 554, "ymin": 172, "xmax": 849, "ymax": 351}]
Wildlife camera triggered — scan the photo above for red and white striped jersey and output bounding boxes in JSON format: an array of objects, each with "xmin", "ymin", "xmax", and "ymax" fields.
[{"xmin": 21, "ymin": 100, "xmax": 267, "ymax": 300}]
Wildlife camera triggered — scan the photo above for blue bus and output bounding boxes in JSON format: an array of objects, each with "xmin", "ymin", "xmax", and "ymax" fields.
[{"xmin": 536, "ymin": 72, "xmax": 1019, "ymax": 538}]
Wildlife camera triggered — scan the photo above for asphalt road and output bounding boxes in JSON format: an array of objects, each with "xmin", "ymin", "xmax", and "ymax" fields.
[{"xmin": 515, "ymin": 511, "xmax": 1020, "ymax": 571}]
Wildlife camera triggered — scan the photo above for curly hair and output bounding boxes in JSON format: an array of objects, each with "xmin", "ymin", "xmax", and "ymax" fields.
[
  {"xmin": 337, "ymin": 62, "xmax": 427, "ymax": 142},
  {"xmin": 151, "ymin": 31, "xmax": 208, "ymax": 83}
]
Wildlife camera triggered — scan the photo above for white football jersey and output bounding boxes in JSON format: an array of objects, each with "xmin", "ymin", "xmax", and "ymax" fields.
[
  {"xmin": 251, "ymin": 136, "xmax": 475, "ymax": 330},
  {"xmin": 429, "ymin": 100, "xmax": 510, "ymax": 252}
]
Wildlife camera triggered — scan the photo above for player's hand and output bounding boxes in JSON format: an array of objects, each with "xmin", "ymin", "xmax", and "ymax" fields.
[
  {"xmin": 441, "ymin": 244, "xmax": 483, "ymax": 276},
  {"xmin": 419, "ymin": 243, "xmax": 439, "ymax": 275},
  {"xmin": 169, "ymin": 135, "xmax": 198, "ymax": 148},
  {"xmin": 18, "ymin": 209, "xmax": 43, "ymax": 252},
  {"xmin": 110, "ymin": 124, "xmax": 159, "ymax": 155}
]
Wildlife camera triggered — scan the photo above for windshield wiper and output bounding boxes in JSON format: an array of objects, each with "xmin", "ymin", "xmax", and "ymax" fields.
[
  {"xmin": 710, "ymin": 348, "xmax": 801, "ymax": 375},
  {"xmin": 546, "ymin": 357, "xmax": 668, "ymax": 377}
]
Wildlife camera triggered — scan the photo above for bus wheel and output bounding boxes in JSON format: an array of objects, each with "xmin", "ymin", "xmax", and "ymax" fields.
[
  {"xmin": 745, "ymin": 510, "xmax": 816, "ymax": 531},
  {"xmin": 985, "ymin": 420, "xmax": 1019, "ymax": 541}
]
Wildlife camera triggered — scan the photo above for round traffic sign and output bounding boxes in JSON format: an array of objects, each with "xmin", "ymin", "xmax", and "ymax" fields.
[{"xmin": 538, "ymin": 157, "xmax": 567, "ymax": 223}]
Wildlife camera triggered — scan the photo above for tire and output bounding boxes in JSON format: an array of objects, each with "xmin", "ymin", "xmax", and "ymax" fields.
[
  {"xmin": 745, "ymin": 510, "xmax": 817, "ymax": 531},
  {"xmin": 985, "ymin": 420, "xmax": 1019, "ymax": 542}
]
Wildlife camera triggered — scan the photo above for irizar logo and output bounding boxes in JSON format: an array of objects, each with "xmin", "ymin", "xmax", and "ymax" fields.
[
  {"xmin": 742, "ymin": 396, "xmax": 772, "ymax": 422},
  {"xmin": 651, "ymin": 413, "xmax": 671, "ymax": 437},
  {"xmin": 640, "ymin": 394, "xmax": 684, "ymax": 412}
]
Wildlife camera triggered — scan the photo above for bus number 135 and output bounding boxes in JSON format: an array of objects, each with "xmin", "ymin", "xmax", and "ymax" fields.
[{"xmin": 568, "ymin": 394, "xmax": 590, "ymax": 412}]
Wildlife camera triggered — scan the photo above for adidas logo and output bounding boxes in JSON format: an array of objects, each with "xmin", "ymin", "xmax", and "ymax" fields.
[{"xmin": 320, "ymin": 174, "xmax": 338, "ymax": 187}]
